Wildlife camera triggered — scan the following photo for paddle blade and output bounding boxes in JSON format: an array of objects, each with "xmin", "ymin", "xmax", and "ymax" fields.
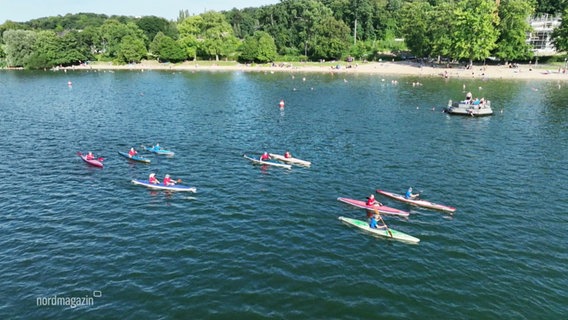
[
  {"xmin": 177, "ymin": 179, "xmax": 182, "ymax": 183},
  {"xmin": 77, "ymin": 152, "xmax": 82, "ymax": 156},
  {"xmin": 98, "ymin": 157, "xmax": 104, "ymax": 162}
]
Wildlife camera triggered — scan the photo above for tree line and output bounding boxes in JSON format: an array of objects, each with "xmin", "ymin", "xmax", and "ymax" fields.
[{"xmin": 0, "ymin": 0, "xmax": 566, "ymax": 69}]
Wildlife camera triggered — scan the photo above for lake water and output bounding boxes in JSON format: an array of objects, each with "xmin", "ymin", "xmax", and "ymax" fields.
[{"xmin": 0, "ymin": 69, "xmax": 566, "ymax": 319}]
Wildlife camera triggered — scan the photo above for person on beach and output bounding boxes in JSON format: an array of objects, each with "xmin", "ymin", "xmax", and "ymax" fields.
[
  {"xmin": 149, "ymin": 173, "xmax": 160, "ymax": 184},
  {"xmin": 260, "ymin": 152, "xmax": 270, "ymax": 161},
  {"xmin": 86, "ymin": 152, "xmax": 95, "ymax": 160},
  {"xmin": 366, "ymin": 194, "xmax": 382, "ymax": 206},
  {"xmin": 405, "ymin": 187, "xmax": 419, "ymax": 199},
  {"xmin": 128, "ymin": 147, "xmax": 137, "ymax": 157},
  {"xmin": 284, "ymin": 151, "xmax": 292, "ymax": 158},
  {"xmin": 163, "ymin": 174, "xmax": 176, "ymax": 186}
]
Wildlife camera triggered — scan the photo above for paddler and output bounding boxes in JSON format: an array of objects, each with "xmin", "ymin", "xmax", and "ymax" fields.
[
  {"xmin": 284, "ymin": 151, "xmax": 292, "ymax": 158},
  {"xmin": 366, "ymin": 194, "xmax": 382, "ymax": 206},
  {"xmin": 163, "ymin": 174, "xmax": 176, "ymax": 186},
  {"xmin": 405, "ymin": 187, "xmax": 419, "ymax": 199},
  {"xmin": 260, "ymin": 152, "xmax": 270, "ymax": 161},
  {"xmin": 128, "ymin": 147, "xmax": 137, "ymax": 157},
  {"xmin": 149, "ymin": 173, "xmax": 160, "ymax": 184},
  {"xmin": 86, "ymin": 152, "xmax": 95, "ymax": 160}
]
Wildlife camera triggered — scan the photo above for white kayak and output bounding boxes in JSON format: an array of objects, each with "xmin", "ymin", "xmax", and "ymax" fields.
[
  {"xmin": 131, "ymin": 179, "xmax": 196, "ymax": 192},
  {"xmin": 376, "ymin": 189, "xmax": 456, "ymax": 214},
  {"xmin": 243, "ymin": 155, "xmax": 292, "ymax": 169},
  {"xmin": 338, "ymin": 216, "xmax": 420, "ymax": 244},
  {"xmin": 269, "ymin": 153, "xmax": 311, "ymax": 167}
]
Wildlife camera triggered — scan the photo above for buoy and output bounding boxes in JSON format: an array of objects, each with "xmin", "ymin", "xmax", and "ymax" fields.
[
  {"xmin": 279, "ymin": 100, "xmax": 285, "ymax": 108},
  {"xmin": 67, "ymin": 81, "xmax": 72, "ymax": 86}
]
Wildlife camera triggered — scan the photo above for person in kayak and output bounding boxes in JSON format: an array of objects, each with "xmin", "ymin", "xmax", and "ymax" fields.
[
  {"xmin": 260, "ymin": 152, "xmax": 270, "ymax": 161},
  {"xmin": 366, "ymin": 194, "xmax": 383, "ymax": 206},
  {"xmin": 369, "ymin": 215, "xmax": 378, "ymax": 228},
  {"xmin": 405, "ymin": 187, "xmax": 419, "ymax": 199},
  {"xmin": 152, "ymin": 143, "xmax": 161, "ymax": 151},
  {"xmin": 128, "ymin": 147, "xmax": 137, "ymax": 157},
  {"xmin": 163, "ymin": 174, "xmax": 176, "ymax": 186},
  {"xmin": 149, "ymin": 173, "xmax": 160, "ymax": 184},
  {"xmin": 86, "ymin": 152, "xmax": 95, "ymax": 160},
  {"xmin": 284, "ymin": 151, "xmax": 292, "ymax": 158}
]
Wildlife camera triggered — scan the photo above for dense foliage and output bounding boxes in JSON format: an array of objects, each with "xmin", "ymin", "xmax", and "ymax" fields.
[{"xmin": 0, "ymin": 0, "xmax": 565, "ymax": 69}]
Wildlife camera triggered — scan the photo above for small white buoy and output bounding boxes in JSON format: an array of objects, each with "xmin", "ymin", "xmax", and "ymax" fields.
[{"xmin": 67, "ymin": 81, "xmax": 72, "ymax": 86}]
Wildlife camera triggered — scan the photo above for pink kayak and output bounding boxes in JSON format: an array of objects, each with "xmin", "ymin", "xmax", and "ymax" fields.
[
  {"xmin": 376, "ymin": 189, "xmax": 456, "ymax": 214},
  {"xmin": 78, "ymin": 152, "xmax": 103, "ymax": 168},
  {"xmin": 337, "ymin": 197, "xmax": 410, "ymax": 217}
]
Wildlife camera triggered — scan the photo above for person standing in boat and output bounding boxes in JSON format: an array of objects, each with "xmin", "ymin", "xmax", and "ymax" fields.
[
  {"xmin": 260, "ymin": 152, "xmax": 271, "ymax": 161},
  {"xmin": 405, "ymin": 187, "xmax": 419, "ymax": 199},
  {"xmin": 465, "ymin": 92, "xmax": 473, "ymax": 103},
  {"xmin": 366, "ymin": 194, "xmax": 382, "ymax": 206},
  {"xmin": 149, "ymin": 173, "xmax": 160, "ymax": 184},
  {"xmin": 128, "ymin": 147, "xmax": 137, "ymax": 157},
  {"xmin": 86, "ymin": 152, "xmax": 95, "ymax": 160},
  {"xmin": 163, "ymin": 174, "xmax": 176, "ymax": 186}
]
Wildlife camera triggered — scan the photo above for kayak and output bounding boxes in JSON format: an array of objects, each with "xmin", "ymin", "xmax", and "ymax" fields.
[
  {"xmin": 338, "ymin": 216, "xmax": 420, "ymax": 244},
  {"xmin": 118, "ymin": 151, "xmax": 151, "ymax": 164},
  {"xmin": 243, "ymin": 155, "xmax": 292, "ymax": 169},
  {"xmin": 337, "ymin": 197, "xmax": 410, "ymax": 217},
  {"xmin": 143, "ymin": 146, "xmax": 174, "ymax": 156},
  {"xmin": 269, "ymin": 153, "xmax": 311, "ymax": 167},
  {"xmin": 78, "ymin": 153, "xmax": 103, "ymax": 168},
  {"xmin": 131, "ymin": 179, "xmax": 196, "ymax": 192},
  {"xmin": 376, "ymin": 189, "xmax": 456, "ymax": 214}
]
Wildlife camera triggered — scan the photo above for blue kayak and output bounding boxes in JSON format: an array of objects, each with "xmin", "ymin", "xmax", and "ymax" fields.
[
  {"xmin": 118, "ymin": 151, "xmax": 151, "ymax": 164},
  {"xmin": 131, "ymin": 179, "xmax": 196, "ymax": 192},
  {"xmin": 143, "ymin": 146, "xmax": 174, "ymax": 156}
]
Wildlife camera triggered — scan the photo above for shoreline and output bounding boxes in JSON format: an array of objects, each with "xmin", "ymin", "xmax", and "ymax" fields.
[{"xmin": 12, "ymin": 60, "xmax": 568, "ymax": 81}]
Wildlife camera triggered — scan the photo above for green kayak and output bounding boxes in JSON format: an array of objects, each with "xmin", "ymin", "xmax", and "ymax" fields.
[{"xmin": 338, "ymin": 216, "xmax": 420, "ymax": 244}]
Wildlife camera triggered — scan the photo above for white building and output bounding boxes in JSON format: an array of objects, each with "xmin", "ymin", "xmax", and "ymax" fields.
[{"xmin": 527, "ymin": 14, "xmax": 561, "ymax": 56}]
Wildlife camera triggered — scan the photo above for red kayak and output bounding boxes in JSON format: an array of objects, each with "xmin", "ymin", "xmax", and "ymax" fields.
[
  {"xmin": 376, "ymin": 189, "xmax": 456, "ymax": 214},
  {"xmin": 78, "ymin": 152, "xmax": 103, "ymax": 168},
  {"xmin": 337, "ymin": 197, "xmax": 410, "ymax": 217}
]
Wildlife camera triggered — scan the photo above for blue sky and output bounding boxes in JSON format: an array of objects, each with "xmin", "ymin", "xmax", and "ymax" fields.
[{"xmin": 0, "ymin": 0, "xmax": 280, "ymax": 23}]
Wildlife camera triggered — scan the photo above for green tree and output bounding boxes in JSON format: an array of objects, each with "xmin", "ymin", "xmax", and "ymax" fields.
[
  {"xmin": 311, "ymin": 16, "xmax": 350, "ymax": 59},
  {"xmin": 3, "ymin": 29, "xmax": 36, "ymax": 67},
  {"xmin": 552, "ymin": 8, "xmax": 568, "ymax": 52},
  {"xmin": 178, "ymin": 15, "xmax": 203, "ymax": 60},
  {"xmin": 200, "ymin": 11, "xmax": 239, "ymax": 60},
  {"xmin": 451, "ymin": 0, "xmax": 500, "ymax": 65},
  {"xmin": 495, "ymin": 0, "xmax": 535, "ymax": 62},
  {"xmin": 99, "ymin": 20, "xmax": 147, "ymax": 59},
  {"xmin": 400, "ymin": 1, "xmax": 434, "ymax": 58},
  {"xmin": 136, "ymin": 16, "xmax": 178, "ymax": 45},
  {"xmin": 150, "ymin": 32, "xmax": 187, "ymax": 62},
  {"xmin": 25, "ymin": 30, "xmax": 58, "ymax": 69},
  {"xmin": 118, "ymin": 35, "xmax": 147, "ymax": 63},
  {"xmin": 240, "ymin": 31, "xmax": 277, "ymax": 62}
]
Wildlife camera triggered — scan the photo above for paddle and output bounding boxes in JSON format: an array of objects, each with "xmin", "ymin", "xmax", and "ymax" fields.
[{"xmin": 374, "ymin": 208, "xmax": 393, "ymax": 238}]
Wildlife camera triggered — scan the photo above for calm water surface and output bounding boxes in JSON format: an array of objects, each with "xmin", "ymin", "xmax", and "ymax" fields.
[{"xmin": 0, "ymin": 69, "xmax": 566, "ymax": 319}]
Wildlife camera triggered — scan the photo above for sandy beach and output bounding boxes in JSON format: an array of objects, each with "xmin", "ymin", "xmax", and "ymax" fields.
[{"xmin": 61, "ymin": 59, "xmax": 568, "ymax": 81}]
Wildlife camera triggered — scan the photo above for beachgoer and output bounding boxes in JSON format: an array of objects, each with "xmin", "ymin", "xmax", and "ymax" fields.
[
  {"xmin": 405, "ymin": 187, "xmax": 419, "ymax": 199},
  {"xmin": 260, "ymin": 152, "xmax": 270, "ymax": 161},
  {"xmin": 163, "ymin": 174, "xmax": 176, "ymax": 186},
  {"xmin": 86, "ymin": 152, "xmax": 95, "ymax": 160},
  {"xmin": 149, "ymin": 173, "xmax": 160, "ymax": 184},
  {"xmin": 284, "ymin": 151, "xmax": 292, "ymax": 158},
  {"xmin": 128, "ymin": 147, "xmax": 137, "ymax": 157},
  {"xmin": 366, "ymin": 194, "xmax": 382, "ymax": 206}
]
